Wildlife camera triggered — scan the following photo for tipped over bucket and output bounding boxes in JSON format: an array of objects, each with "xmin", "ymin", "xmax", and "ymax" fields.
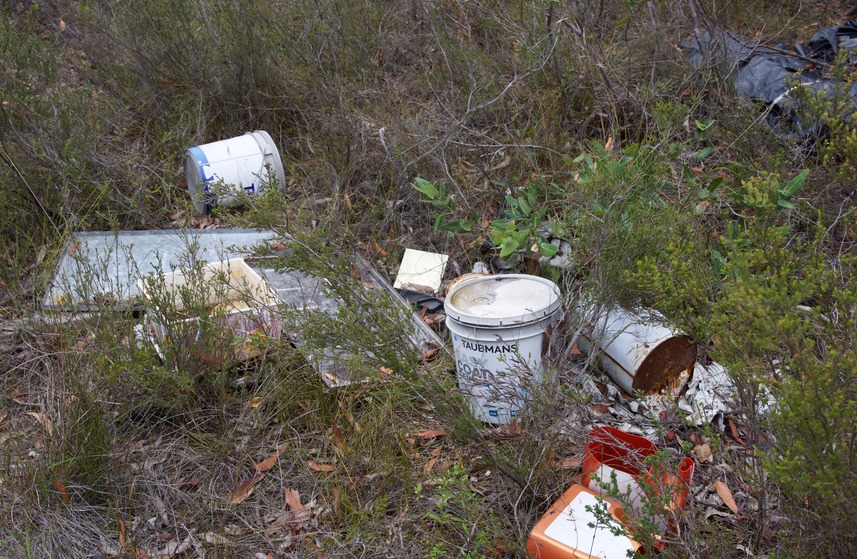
[
  {"xmin": 444, "ymin": 274, "xmax": 563, "ymax": 424},
  {"xmin": 578, "ymin": 306, "xmax": 697, "ymax": 395},
  {"xmin": 184, "ymin": 130, "xmax": 286, "ymax": 213}
]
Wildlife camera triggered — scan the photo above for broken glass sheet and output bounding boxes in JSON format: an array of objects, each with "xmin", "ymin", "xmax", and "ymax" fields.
[
  {"xmin": 258, "ymin": 257, "xmax": 448, "ymax": 388},
  {"xmin": 44, "ymin": 229, "xmax": 278, "ymax": 310},
  {"xmin": 45, "ymin": 229, "xmax": 447, "ymax": 388}
]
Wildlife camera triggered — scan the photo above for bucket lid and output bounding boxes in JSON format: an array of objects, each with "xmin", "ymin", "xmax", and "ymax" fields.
[{"xmin": 444, "ymin": 274, "xmax": 562, "ymax": 327}]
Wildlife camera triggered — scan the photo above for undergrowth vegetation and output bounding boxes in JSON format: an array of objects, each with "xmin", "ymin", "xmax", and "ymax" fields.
[{"xmin": 1, "ymin": 0, "xmax": 856, "ymax": 557}]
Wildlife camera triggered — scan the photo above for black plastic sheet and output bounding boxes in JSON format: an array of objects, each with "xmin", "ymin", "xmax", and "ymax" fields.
[{"xmin": 682, "ymin": 23, "xmax": 857, "ymax": 136}]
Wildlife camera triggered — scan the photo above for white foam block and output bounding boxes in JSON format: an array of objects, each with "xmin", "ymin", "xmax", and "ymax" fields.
[{"xmin": 393, "ymin": 249, "xmax": 448, "ymax": 293}]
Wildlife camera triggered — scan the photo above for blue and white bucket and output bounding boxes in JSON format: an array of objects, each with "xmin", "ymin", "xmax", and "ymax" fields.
[
  {"xmin": 444, "ymin": 274, "xmax": 563, "ymax": 424},
  {"xmin": 184, "ymin": 130, "xmax": 286, "ymax": 213}
]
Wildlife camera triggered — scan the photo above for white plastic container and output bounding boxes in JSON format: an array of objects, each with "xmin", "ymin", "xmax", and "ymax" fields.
[
  {"xmin": 138, "ymin": 258, "xmax": 283, "ymax": 362},
  {"xmin": 444, "ymin": 274, "xmax": 563, "ymax": 424},
  {"xmin": 184, "ymin": 131, "xmax": 286, "ymax": 213},
  {"xmin": 578, "ymin": 306, "xmax": 697, "ymax": 394}
]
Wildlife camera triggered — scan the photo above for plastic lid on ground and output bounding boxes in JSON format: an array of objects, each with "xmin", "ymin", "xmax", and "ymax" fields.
[{"xmin": 444, "ymin": 274, "xmax": 562, "ymax": 327}]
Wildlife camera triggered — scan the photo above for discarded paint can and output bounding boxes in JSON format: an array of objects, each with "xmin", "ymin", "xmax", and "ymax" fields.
[
  {"xmin": 578, "ymin": 306, "xmax": 697, "ymax": 395},
  {"xmin": 444, "ymin": 274, "xmax": 562, "ymax": 424},
  {"xmin": 184, "ymin": 131, "xmax": 286, "ymax": 213},
  {"xmin": 442, "ymin": 272, "xmax": 490, "ymax": 296}
]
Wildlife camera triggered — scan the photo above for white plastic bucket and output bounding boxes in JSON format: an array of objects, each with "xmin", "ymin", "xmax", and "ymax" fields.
[
  {"xmin": 184, "ymin": 130, "xmax": 286, "ymax": 213},
  {"xmin": 444, "ymin": 274, "xmax": 563, "ymax": 424}
]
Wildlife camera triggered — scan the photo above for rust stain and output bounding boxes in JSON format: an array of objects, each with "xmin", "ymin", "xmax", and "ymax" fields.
[{"xmin": 632, "ymin": 335, "xmax": 697, "ymax": 393}]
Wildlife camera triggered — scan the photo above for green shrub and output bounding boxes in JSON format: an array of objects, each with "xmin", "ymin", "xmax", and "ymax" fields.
[{"xmin": 633, "ymin": 169, "xmax": 857, "ymax": 555}]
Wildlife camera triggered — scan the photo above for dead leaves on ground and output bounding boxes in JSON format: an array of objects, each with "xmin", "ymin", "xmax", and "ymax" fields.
[
  {"xmin": 263, "ymin": 487, "xmax": 322, "ymax": 553},
  {"xmin": 552, "ymin": 455, "xmax": 583, "ymax": 471},
  {"xmin": 715, "ymin": 479, "xmax": 740, "ymax": 515},
  {"xmin": 156, "ymin": 533, "xmax": 194, "ymax": 559},
  {"xmin": 413, "ymin": 429, "xmax": 446, "ymax": 441},
  {"xmin": 308, "ymin": 459, "xmax": 335, "ymax": 473},
  {"xmin": 331, "ymin": 424, "xmax": 347, "ymax": 456},
  {"xmin": 693, "ymin": 443, "xmax": 713, "ymax": 463},
  {"xmin": 728, "ymin": 418, "xmax": 747, "ymax": 446},
  {"xmin": 254, "ymin": 445, "xmax": 287, "ymax": 472},
  {"xmin": 52, "ymin": 477, "xmax": 71, "ymax": 503},
  {"xmin": 266, "ymin": 487, "xmax": 316, "ymax": 535},
  {"xmin": 24, "ymin": 411, "xmax": 53, "ymax": 436},
  {"xmin": 423, "ymin": 445, "xmax": 443, "ymax": 474},
  {"xmin": 227, "ymin": 473, "xmax": 265, "ymax": 505},
  {"xmin": 402, "ymin": 428, "xmax": 460, "ymax": 476}
]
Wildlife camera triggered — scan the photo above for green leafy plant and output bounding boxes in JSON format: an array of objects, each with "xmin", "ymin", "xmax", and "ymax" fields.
[
  {"xmin": 413, "ymin": 177, "xmax": 562, "ymax": 258},
  {"xmin": 417, "ymin": 463, "xmax": 495, "ymax": 559},
  {"xmin": 787, "ymin": 49, "xmax": 857, "ymax": 182},
  {"xmin": 586, "ymin": 451, "xmax": 693, "ymax": 556},
  {"xmin": 412, "ymin": 177, "xmax": 475, "ymax": 234},
  {"xmin": 488, "ymin": 181, "xmax": 562, "ymax": 258},
  {"xmin": 736, "ymin": 169, "xmax": 808, "ymax": 211},
  {"xmin": 694, "ymin": 118, "xmax": 715, "ymax": 142}
]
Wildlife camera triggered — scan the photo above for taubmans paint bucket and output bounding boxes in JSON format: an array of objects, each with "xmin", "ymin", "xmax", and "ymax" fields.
[
  {"xmin": 444, "ymin": 274, "xmax": 563, "ymax": 424},
  {"xmin": 184, "ymin": 130, "xmax": 286, "ymax": 213}
]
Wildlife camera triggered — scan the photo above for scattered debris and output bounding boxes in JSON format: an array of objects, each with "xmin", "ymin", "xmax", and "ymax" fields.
[
  {"xmin": 264, "ymin": 256, "xmax": 448, "ymax": 387},
  {"xmin": 535, "ymin": 223, "xmax": 574, "ymax": 269},
  {"xmin": 529, "ymin": 483, "xmax": 638, "ymax": 559},
  {"xmin": 678, "ymin": 362, "xmax": 737, "ymax": 426},
  {"xmin": 45, "ymin": 231, "xmax": 447, "ymax": 387},
  {"xmin": 528, "ymin": 427, "xmax": 694, "ymax": 558},
  {"xmin": 138, "ymin": 258, "xmax": 283, "ymax": 363}
]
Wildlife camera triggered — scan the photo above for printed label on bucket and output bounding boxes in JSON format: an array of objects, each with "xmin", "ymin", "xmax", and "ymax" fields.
[{"xmin": 451, "ymin": 333, "xmax": 539, "ymax": 424}]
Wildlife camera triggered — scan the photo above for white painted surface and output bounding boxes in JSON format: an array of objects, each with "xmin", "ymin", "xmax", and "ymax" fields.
[
  {"xmin": 588, "ymin": 465, "xmax": 645, "ymax": 513},
  {"xmin": 542, "ymin": 491, "xmax": 635, "ymax": 559},
  {"xmin": 447, "ymin": 275, "xmax": 560, "ymax": 324},
  {"xmin": 185, "ymin": 131, "xmax": 285, "ymax": 213}
]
